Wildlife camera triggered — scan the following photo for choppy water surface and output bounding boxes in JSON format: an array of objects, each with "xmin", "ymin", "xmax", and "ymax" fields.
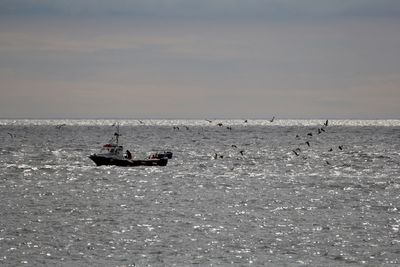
[{"xmin": 1, "ymin": 119, "xmax": 399, "ymax": 266}]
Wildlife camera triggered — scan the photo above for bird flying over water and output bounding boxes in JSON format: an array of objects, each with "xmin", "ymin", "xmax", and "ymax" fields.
[
  {"xmin": 292, "ymin": 148, "xmax": 301, "ymax": 156},
  {"xmin": 270, "ymin": 116, "xmax": 275, "ymax": 123},
  {"xmin": 214, "ymin": 153, "xmax": 223, "ymax": 159},
  {"xmin": 56, "ymin": 124, "xmax": 66, "ymax": 129},
  {"xmin": 305, "ymin": 141, "xmax": 310, "ymax": 147},
  {"xmin": 324, "ymin": 120, "xmax": 329, "ymax": 127}
]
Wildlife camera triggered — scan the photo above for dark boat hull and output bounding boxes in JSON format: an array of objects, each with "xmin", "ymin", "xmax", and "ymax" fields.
[
  {"xmin": 157, "ymin": 151, "xmax": 173, "ymax": 159},
  {"xmin": 89, "ymin": 154, "xmax": 168, "ymax": 167},
  {"xmin": 151, "ymin": 151, "xmax": 173, "ymax": 159}
]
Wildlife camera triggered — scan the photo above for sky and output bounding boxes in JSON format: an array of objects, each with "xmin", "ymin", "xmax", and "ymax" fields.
[{"xmin": 0, "ymin": 0, "xmax": 399, "ymax": 119}]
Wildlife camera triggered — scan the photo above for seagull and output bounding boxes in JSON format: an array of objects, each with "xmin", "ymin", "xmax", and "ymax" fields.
[
  {"xmin": 7, "ymin": 132, "xmax": 15, "ymax": 139},
  {"xmin": 328, "ymin": 148, "xmax": 333, "ymax": 152},
  {"xmin": 56, "ymin": 124, "xmax": 66, "ymax": 129},
  {"xmin": 217, "ymin": 123, "xmax": 223, "ymax": 127},
  {"xmin": 320, "ymin": 128, "xmax": 325, "ymax": 132},
  {"xmin": 326, "ymin": 160, "xmax": 331, "ymax": 165},
  {"xmin": 305, "ymin": 141, "xmax": 310, "ymax": 147},
  {"xmin": 292, "ymin": 150, "xmax": 299, "ymax": 156},
  {"xmin": 138, "ymin": 120, "xmax": 144, "ymax": 124},
  {"xmin": 214, "ymin": 153, "xmax": 224, "ymax": 159},
  {"xmin": 307, "ymin": 132, "xmax": 313, "ymax": 137},
  {"xmin": 318, "ymin": 128, "xmax": 322, "ymax": 134},
  {"xmin": 226, "ymin": 126, "xmax": 232, "ymax": 130},
  {"xmin": 244, "ymin": 120, "xmax": 248, "ymax": 123},
  {"xmin": 338, "ymin": 145, "xmax": 343, "ymax": 150},
  {"xmin": 270, "ymin": 116, "xmax": 275, "ymax": 123},
  {"xmin": 205, "ymin": 119, "xmax": 213, "ymax": 123},
  {"xmin": 231, "ymin": 145, "xmax": 237, "ymax": 148},
  {"xmin": 239, "ymin": 150, "xmax": 244, "ymax": 155},
  {"xmin": 324, "ymin": 120, "xmax": 329, "ymax": 127}
]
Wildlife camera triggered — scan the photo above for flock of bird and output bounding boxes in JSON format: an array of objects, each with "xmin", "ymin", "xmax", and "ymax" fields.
[
  {"xmin": 291, "ymin": 119, "xmax": 344, "ymax": 165},
  {"xmin": 204, "ymin": 117, "xmax": 276, "ymax": 160},
  {"xmin": 164, "ymin": 117, "xmax": 278, "ymax": 160},
  {"xmin": 167, "ymin": 117, "xmax": 343, "ymax": 165},
  {"xmin": 292, "ymin": 119, "xmax": 329, "ymax": 155}
]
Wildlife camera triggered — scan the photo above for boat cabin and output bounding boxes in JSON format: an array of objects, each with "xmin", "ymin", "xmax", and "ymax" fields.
[{"xmin": 99, "ymin": 143, "xmax": 124, "ymax": 157}]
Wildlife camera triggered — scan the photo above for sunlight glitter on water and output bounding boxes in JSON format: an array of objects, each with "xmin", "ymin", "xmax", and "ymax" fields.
[
  {"xmin": 1, "ymin": 119, "xmax": 400, "ymax": 126},
  {"xmin": 0, "ymin": 120, "xmax": 399, "ymax": 266}
]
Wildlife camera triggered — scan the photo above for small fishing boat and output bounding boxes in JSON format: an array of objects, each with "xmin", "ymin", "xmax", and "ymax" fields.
[{"xmin": 89, "ymin": 125, "xmax": 169, "ymax": 167}]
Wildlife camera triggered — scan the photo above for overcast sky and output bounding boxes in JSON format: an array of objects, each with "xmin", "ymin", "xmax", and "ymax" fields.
[{"xmin": 0, "ymin": 0, "xmax": 399, "ymax": 119}]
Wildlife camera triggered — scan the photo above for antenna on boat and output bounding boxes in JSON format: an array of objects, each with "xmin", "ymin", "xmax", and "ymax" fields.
[{"xmin": 114, "ymin": 122, "xmax": 121, "ymax": 146}]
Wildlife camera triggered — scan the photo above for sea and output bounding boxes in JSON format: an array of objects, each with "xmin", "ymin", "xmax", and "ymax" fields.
[{"xmin": 0, "ymin": 119, "xmax": 399, "ymax": 266}]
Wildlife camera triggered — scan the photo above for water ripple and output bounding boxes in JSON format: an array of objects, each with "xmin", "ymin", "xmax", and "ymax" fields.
[{"xmin": 0, "ymin": 122, "xmax": 399, "ymax": 266}]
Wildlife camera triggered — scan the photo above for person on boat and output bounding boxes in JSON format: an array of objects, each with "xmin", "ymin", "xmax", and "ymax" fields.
[{"xmin": 126, "ymin": 150, "xmax": 132, "ymax": 159}]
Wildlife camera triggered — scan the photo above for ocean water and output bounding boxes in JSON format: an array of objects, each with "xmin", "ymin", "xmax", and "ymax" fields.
[{"xmin": 0, "ymin": 119, "xmax": 399, "ymax": 266}]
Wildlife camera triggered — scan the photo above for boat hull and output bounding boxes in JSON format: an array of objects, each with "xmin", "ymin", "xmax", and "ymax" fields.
[
  {"xmin": 150, "ymin": 151, "xmax": 173, "ymax": 159},
  {"xmin": 156, "ymin": 151, "xmax": 173, "ymax": 159},
  {"xmin": 89, "ymin": 154, "xmax": 168, "ymax": 167}
]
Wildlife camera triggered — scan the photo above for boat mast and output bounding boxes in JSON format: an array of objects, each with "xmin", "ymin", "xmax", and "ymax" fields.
[{"xmin": 114, "ymin": 123, "xmax": 120, "ymax": 146}]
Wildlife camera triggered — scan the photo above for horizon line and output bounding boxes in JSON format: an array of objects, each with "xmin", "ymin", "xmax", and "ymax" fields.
[{"xmin": 0, "ymin": 117, "xmax": 399, "ymax": 121}]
